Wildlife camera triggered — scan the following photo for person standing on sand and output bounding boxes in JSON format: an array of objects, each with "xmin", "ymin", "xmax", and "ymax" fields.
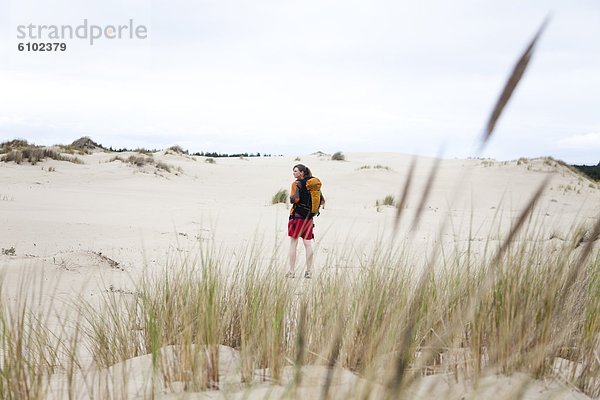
[{"xmin": 287, "ymin": 164, "xmax": 324, "ymax": 279}]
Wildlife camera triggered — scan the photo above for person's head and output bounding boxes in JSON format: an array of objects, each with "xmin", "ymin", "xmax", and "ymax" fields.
[{"xmin": 293, "ymin": 164, "xmax": 312, "ymax": 179}]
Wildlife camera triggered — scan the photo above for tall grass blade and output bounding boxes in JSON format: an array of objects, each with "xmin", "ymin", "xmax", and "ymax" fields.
[
  {"xmin": 320, "ymin": 317, "xmax": 344, "ymax": 400},
  {"xmin": 481, "ymin": 17, "xmax": 549, "ymax": 149},
  {"xmin": 564, "ymin": 216, "xmax": 600, "ymax": 292},
  {"xmin": 491, "ymin": 176, "xmax": 550, "ymax": 267},
  {"xmin": 293, "ymin": 301, "xmax": 307, "ymax": 388},
  {"xmin": 393, "ymin": 156, "xmax": 417, "ymax": 237}
]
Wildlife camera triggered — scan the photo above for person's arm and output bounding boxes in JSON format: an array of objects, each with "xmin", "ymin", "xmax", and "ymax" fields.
[{"xmin": 290, "ymin": 181, "xmax": 300, "ymax": 204}]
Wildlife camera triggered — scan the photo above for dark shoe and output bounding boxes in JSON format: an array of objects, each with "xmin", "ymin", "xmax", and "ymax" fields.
[
  {"xmin": 304, "ymin": 271, "xmax": 312, "ymax": 279},
  {"xmin": 285, "ymin": 271, "xmax": 295, "ymax": 278}
]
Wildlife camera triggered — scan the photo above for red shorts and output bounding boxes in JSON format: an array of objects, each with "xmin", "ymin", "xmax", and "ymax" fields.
[{"xmin": 288, "ymin": 216, "xmax": 314, "ymax": 240}]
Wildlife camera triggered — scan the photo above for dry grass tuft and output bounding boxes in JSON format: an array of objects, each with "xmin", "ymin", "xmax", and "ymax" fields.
[
  {"xmin": 1, "ymin": 246, "xmax": 16, "ymax": 256},
  {"xmin": 166, "ymin": 145, "xmax": 188, "ymax": 155},
  {"xmin": 110, "ymin": 155, "xmax": 182, "ymax": 174},
  {"xmin": 331, "ymin": 151, "xmax": 345, "ymax": 161},
  {"xmin": 358, "ymin": 165, "xmax": 392, "ymax": 171},
  {"xmin": 272, "ymin": 189, "xmax": 289, "ymax": 204},
  {"xmin": 376, "ymin": 195, "xmax": 396, "ymax": 209},
  {"xmin": 0, "ymin": 143, "xmax": 83, "ymax": 165},
  {"xmin": 1, "ymin": 222, "xmax": 599, "ymax": 398}
]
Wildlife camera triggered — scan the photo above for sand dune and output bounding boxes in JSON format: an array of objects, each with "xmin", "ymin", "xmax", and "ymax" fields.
[
  {"xmin": 2, "ymin": 150, "xmax": 597, "ymax": 266},
  {"xmin": 1, "ymin": 149, "xmax": 598, "ymax": 399}
]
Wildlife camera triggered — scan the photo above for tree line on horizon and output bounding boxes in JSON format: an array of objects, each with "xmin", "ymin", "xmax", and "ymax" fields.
[
  {"xmin": 0, "ymin": 138, "xmax": 597, "ymax": 180},
  {"xmin": 572, "ymin": 163, "xmax": 600, "ymax": 180}
]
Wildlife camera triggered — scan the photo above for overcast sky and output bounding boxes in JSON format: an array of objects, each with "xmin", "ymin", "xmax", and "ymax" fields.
[{"xmin": 0, "ymin": 0, "xmax": 599, "ymax": 164}]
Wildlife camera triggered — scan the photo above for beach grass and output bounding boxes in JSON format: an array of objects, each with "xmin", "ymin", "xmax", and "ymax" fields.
[{"xmin": 1, "ymin": 219, "xmax": 598, "ymax": 398}]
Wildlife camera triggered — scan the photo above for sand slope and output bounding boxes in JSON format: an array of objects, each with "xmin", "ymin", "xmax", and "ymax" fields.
[{"xmin": 1, "ymin": 151, "xmax": 598, "ymax": 399}]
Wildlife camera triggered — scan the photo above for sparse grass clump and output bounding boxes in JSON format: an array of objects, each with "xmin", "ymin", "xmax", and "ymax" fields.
[
  {"xmin": 110, "ymin": 155, "xmax": 151, "ymax": 167},
  {"xmin": 1, "ymin": 147, "xmax": 83, "ymax": 165},
  {"xmin": 205, "ymin": 157, "xmax": 216, "ymax": 164},
  {"xmin": 331, "ymin": 151, "xmax": 345, "ymax": 161},
  {"xmin": 558, "ymin": 184, "xmax": 575, "ymax": 193},
  {"xmin": 1, "ymin": 139, "xmax": 84, "ymax": 164},
  {"xmin": 543, "ymin": 157, "xmax": 554, "ymax": 166},
  {"xmin": 156, "ymin": 161, "xmax": 172, "ymax": 173},
  {"xmin": 110, "ymin": 155, "xmax": 181, "ymax": 174},
  {"xmin": 376, "ymin": 194, "xmax": 395, "ymax": 209},
  {"xmin": 382, "ymin": 194, "xmax": 395, "ymax": 205},
  {"xmin": 0, "ymin": 139, "xmax": 29, "ymax": 152},
  {"xmin": 359, "ymin": 164, "xmax": 391, "ymax": 171},
  {"xmin": 135, "ymin": 148, "xmax": 155, "ymax": 156},
  {"xmin": 166, "ymin": 145, "xmax": 188, "ymax": 155},
  {"xmin": 192, "ymin": 151, "xmax": 264, "ymax": 158},
  {"xmin": 1, "ymin": 150, "xmax": 23, "ymax": 164},
  {"xmin": 56, "ymin": 144, "xmax": 91, "ymax": 155},
  {"xmin": 1, "ymin": 246, "xmax": 16, "ymax": 255},
  {"xmin": 272, "ymin": 189, "xmax": 288, "ymax": 204}
]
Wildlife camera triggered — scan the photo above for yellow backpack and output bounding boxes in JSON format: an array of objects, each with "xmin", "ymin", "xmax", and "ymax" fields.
[{"xmin": 305, "ymin": 177, "xmax": 323, "ymax": 217}]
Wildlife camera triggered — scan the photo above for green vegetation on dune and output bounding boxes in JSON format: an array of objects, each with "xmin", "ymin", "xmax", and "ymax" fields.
[
  {"xmin": 0, "ymin": 139, "xmax": 83, "ymax": 164},
  {"xmin": 572, "ymin": 163, "xmax": 600, "ymax": 181}
]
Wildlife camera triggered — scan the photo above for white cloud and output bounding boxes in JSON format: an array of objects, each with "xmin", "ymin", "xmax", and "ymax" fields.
[
  {"xmin": 558, "ymin": 132, "xmax": 600, "ymax": 149},
  {"xmin": 1, "ymin": 0, "xmax": 599, "ymax": 163}
]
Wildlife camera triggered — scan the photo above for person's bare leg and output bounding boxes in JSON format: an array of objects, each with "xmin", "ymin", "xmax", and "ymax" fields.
[
  {"xmin": 303, "ymin": 239, "xmax": 313, "ymax": 275},
  {"xmin": 288, "ymin": 237, "xmax": 299, "ymax": 275}
]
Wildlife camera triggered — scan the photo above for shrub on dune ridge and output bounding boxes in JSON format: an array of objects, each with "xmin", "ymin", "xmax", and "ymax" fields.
[
  {"xmin": 70, "ymin": 136, "xmax": 104, "ymax": 151},
  {"xmin": 1, "ymin": 147, "xmax": 83, "ymax": 165},
  {"xmin": 0, "ymin": 139, "xmax": 29, "ymax": 152},
  {"xmin": 331, "ymin": 151, "xmax": 345, "ymax": 161},
  {"xmin": 166, "ymin": 145, "xmax": 188, "ymax": 155},
  {"xmin": 135, "ymin": 148, "xmax": 155, "ymax": 155},
  {"xmin": 1, "ymin": 139, "xmax": 84, "ymax": 164},
  {"xmin": 56, "ymin": 144, "xmax": 91, "ymax": 155},
  {"xmin": 110, "ymin": 155, "xmax": 182, "ymax": 174},
  {"xmin": 155, "ymin": 161, "xmax": 172, "ymax": 172},
  {"xmin": 117, "ymin": 155, "xmax": 152, "ymax": 167}
]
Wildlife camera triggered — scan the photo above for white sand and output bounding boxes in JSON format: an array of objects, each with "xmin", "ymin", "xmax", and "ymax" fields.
[
  {"xmin": 2, "ymin": 151, "xmax": 597, "ymax": 279},
  {"xmin": 1, "ymin": 150, "xmax": 598, "ymax": 398}
]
